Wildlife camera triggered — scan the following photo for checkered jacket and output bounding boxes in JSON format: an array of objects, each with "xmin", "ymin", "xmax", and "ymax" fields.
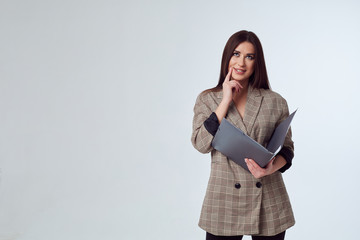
[{"xmin": 191, "ymin": 85, "xmax": 295, "ymax": 236}]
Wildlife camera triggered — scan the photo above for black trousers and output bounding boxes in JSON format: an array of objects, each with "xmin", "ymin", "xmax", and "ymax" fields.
[{"xmin": 206, "ymin": 231, "xmax": 286, "ymax": 240}]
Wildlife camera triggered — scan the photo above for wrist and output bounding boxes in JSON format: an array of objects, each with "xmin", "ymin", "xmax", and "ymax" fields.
[
  {"xmin": 215, "ymin": 100, "xmax": 231, "ymax": 123},
  {"xmin": 272, "ymin": 156, "xmax": 287, "ymax": 173},
  {"xmin": 220, "ymin": 97, "xmax": 232, "ymax": 106}
]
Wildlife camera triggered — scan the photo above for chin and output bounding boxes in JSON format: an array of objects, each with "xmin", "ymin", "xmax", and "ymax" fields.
[
  {"xmin": 231, "ymin": 74, "xmax": 250, "ymax": 82},
  {"xmin": 233, "ymin": 77, "xmax": 248, "ymax": 82}
]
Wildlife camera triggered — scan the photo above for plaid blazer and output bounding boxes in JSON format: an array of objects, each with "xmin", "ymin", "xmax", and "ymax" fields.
[{"xmin": 191, "ymin": 85, "xmax": 295, "ymax": 236}]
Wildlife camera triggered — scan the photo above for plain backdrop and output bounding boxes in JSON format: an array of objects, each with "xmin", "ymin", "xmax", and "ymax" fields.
[{"xmin": 1, "ymin": 0, "xmax": 360, "ymax": 239}]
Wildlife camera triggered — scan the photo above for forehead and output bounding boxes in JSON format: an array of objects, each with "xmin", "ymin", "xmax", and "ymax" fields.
[{"xmin": 234, "ymin": 41, "xmax": 255, "ymax": 53}]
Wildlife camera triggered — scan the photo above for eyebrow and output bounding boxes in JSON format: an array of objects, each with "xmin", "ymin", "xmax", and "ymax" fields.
[{"xmin": 233, "ymin": 50, "xmax": 255, "ymax": 56}]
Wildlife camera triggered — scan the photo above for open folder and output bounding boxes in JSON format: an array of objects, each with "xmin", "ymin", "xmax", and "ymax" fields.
[{"xmin": 211, "ymin": 110, "xmax": 296, "ymax": 172}]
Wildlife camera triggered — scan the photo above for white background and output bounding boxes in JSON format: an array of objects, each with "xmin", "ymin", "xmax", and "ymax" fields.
[{"xmin": 1, "ymin": 0, "xmax": 359, "ymax": 239}]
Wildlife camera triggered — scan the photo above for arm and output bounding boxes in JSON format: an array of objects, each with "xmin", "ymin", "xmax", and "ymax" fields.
[
  {"xmin": 277, "ymin": 98, "xmax": 294, "ymax": 172},
  {"xmin": 191, "ymin": 94, "xmax": 216, "ymax": 154},
  {"xmin": 277, "ymin": 144, "xmax": 294, "ymax": 173},
  {"xmin": 215, "ymin": 68, "xmax": 242, "ymax": 123},
  {"xmin": 191, "ymin": 68, "xmax": 242, "ymax": 153}
]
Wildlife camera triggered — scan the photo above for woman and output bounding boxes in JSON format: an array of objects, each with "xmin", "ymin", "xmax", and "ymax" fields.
[{"xmin": 191, "ymin": 30, "xmax": 295, "ymax": 240}]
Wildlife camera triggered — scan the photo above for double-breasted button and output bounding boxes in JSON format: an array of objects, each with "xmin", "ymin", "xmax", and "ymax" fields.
[
  {"xmin": 256, "ymin": 182, "xmax": 262, "ymax": 188},
  {"xmin": 234, "ymin": 183, "xmax": 241, "ymax": 189}
]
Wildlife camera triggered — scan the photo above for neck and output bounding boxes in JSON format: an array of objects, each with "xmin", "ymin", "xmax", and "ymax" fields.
[{"xmin": 233, "ymin": 80, "xmax": 249, "ymax": 101}]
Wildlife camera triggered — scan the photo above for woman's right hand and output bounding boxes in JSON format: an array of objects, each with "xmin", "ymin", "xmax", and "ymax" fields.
[
  {"xmin": 222, "ymin": 68, "xmax": 243, "ymax": 104},
  {"xmin": 214, "ymin": 68, "xmax": 243, "ymax": 123}
]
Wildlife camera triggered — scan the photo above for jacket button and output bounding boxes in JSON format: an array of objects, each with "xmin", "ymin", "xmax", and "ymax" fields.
[
  {"xmin": 256, "ymin": 182, "xmax": 262, "ymax": 188},
  {"xmin": 234, "ymin": 183, "xmax": 241, "ymax": 189}
]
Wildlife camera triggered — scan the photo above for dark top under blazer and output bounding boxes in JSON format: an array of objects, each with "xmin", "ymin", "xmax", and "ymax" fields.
[{"xmin": 191, "ymin": 85, "xmax": 295, "ymax": 236}]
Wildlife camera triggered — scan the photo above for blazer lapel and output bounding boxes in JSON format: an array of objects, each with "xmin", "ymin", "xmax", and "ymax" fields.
[
  {"xmin": 214, "ymin": 91, "xmax": 248, "ymax": 134},
  {"xmin": 243, "ymin": 86, "xmax": 263, "ymax": 135}
]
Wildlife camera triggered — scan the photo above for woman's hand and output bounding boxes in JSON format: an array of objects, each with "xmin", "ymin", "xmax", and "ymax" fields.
[
  {"xmin": 214, "ymin": 68, "xmax": 243, "ymax": 123},
  {"xmin": 222, "ymin": 68, "xmax": 243, "ymax": 104},
  {"xmin": 245, "ymin": 157, "xmax": 276, "ymax": 179}
]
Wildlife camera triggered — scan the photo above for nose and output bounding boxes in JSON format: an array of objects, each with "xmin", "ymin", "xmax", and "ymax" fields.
[{"xmin": 237, "ymin": 56, "xmax": 246, "ymax": 67}]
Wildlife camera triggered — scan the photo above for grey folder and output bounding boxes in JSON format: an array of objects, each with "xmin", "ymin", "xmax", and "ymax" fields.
[{"xmin": 211, "ymin": 110, "xmax": 296, "ymax": 172}]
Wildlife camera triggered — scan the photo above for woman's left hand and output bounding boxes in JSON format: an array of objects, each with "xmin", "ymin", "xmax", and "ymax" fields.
[{"xmin": 245, "ymin": 158, "xmax": 276, "ymax": 179}]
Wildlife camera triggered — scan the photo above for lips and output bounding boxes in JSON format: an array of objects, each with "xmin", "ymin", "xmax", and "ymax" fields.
[{"xmin": 233, "ymin": 68, "xmax": 246, "ymax": 74}]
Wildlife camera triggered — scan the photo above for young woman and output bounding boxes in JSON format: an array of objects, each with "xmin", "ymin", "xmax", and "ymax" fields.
[{"xmin": 191, "ymin": 30, "xmax": 295, "ymax": 240}]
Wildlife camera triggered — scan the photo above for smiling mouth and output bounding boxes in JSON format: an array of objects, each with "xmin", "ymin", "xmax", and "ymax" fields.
[{"xmin": 234, "ymin": 68, "xmax": 246, "ymax": 73}]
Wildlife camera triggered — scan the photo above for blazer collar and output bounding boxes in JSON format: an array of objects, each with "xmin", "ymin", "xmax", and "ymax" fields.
[{"xmin": 215, "ymin": 85, "xmax": 263, "ymax": 135}]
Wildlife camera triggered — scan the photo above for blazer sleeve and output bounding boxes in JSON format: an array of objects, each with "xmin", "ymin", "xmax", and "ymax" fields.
[
  {"xmin": 191, "ymin": 93, "xmax": 215, "ymax": 154},
  {"xmin": 276, "ymin": 98, "xmax": 295, "ymax": 173}
]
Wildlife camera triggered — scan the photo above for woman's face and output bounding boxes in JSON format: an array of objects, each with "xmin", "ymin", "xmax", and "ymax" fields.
[{"xmin": 228, "ymin": 41, "xmax": 256, "ymax": 82}]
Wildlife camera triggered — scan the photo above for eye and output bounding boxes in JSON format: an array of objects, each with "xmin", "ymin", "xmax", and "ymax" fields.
[
  {"xmin": 246, "ymin": 55, "xmax": 255, "ymax": 60},
  {"xmin": 233, "ymin": 52, "xmax": 240, "ymax": 57}
]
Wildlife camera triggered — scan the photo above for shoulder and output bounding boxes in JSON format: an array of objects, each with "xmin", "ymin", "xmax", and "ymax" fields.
[
  {"xmin": 196, "ymin": 89, "xmax": 222, "ymax": 105},
  {"xmin": 259, "ymin": 88, "xmax": 288, "ymax": 109},
  {"xmin": 260, "ymin": 88, "xmax": 287, "ymax": 104},
  {"xmin": 194, "ymin": 89, "xmax": 222, "ymax": 112},
  {"xmin": 197, "ymin": 89, "xmax": 221, "ymax": 101}
]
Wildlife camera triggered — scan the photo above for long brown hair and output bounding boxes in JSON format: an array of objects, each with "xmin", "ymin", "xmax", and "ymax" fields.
[{"xmin": 204, "ymin": 30, "xmax": 270, "ymax": 93}]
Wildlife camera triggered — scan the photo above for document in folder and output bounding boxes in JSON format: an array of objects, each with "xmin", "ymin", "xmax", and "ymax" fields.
[{"xmin": 211, "ymin": 110, "xmax": 296, "ymax": 172}]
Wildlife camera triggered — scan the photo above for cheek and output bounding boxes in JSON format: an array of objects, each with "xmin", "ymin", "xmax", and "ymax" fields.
[{"xmin": 228, "ymin": 58, "xmax": 236, "ymax": 68}]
